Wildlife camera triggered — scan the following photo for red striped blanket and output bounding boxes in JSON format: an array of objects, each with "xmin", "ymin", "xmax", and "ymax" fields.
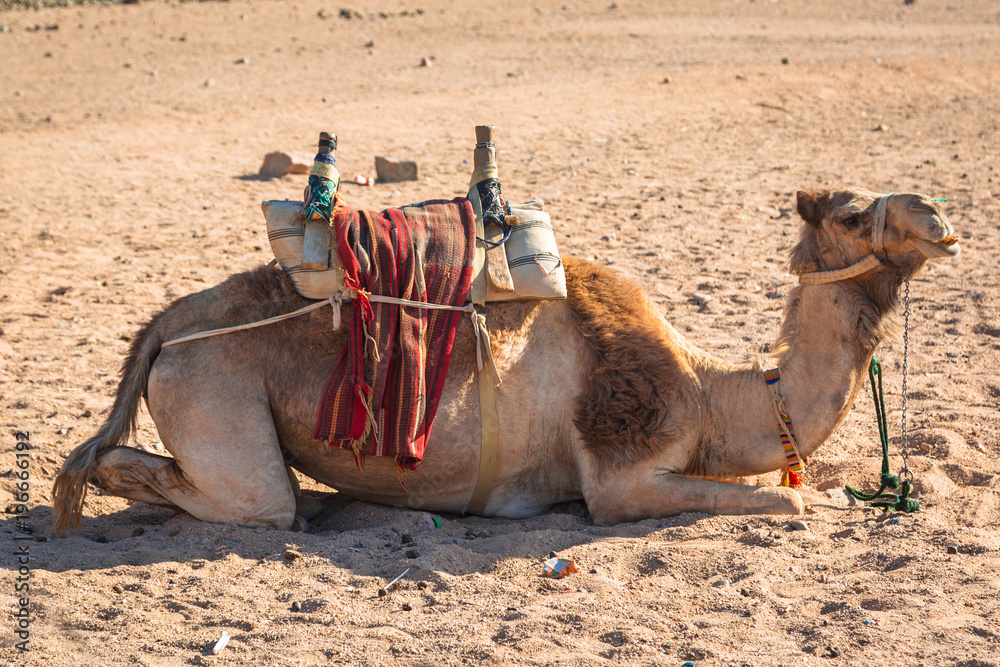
[{"xmin": 313, "ymin": 198, "xmax": 477, "ymax": 470}]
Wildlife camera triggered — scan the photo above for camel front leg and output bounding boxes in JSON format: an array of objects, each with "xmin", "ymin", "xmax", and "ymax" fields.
[{"xmin": 583, "ymin": 464, "xmax": 804, "ymax": 526}]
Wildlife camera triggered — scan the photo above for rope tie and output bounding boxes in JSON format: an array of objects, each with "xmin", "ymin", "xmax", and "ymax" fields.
[
  {"xmin": 844, "ymin": 357, "xmax": 920, "ymax": 512},
  {"xmin": 797, "ymin": 194, "xmax": 889, "ymax": 285}
]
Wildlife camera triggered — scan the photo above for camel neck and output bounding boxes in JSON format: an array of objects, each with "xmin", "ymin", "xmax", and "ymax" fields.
[{"xmin": 693, "ymin": 280, "xmax": 889, "ymax": 477}]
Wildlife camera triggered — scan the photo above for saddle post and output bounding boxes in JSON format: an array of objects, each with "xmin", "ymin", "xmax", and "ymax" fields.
[{"xmin": 301, "ymin": 131, "xmax": 340, "ymax": 270}]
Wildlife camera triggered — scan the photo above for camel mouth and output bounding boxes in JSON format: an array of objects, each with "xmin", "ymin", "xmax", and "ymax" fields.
[{"xmin": 912, "ymin": 235, "xmax": 961, "ymax": 259}]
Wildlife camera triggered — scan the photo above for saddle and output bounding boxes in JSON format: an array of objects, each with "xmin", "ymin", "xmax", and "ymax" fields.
[{"xmin": 262, "ymin": 127, "xmax": 567, "ymax": 305}]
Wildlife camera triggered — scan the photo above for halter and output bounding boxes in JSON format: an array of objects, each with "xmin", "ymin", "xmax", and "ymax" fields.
[{"xmin": 797, "ymin": 195, "xmax": 889, "ymax": 285}]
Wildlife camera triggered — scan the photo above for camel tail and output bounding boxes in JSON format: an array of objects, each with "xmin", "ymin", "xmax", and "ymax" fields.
[{"xmin": 53, "ymin": 318, "xmax": 165, "ymax": 535}]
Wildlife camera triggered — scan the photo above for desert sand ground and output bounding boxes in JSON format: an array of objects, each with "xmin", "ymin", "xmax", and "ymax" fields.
[{"xmin": 1, "ymin": 0, "xmax": 1000, "ymax": 665}]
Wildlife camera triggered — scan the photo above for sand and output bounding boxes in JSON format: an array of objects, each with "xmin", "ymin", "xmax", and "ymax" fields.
[{"xmin": 1, "ymin": 0, "xmax": 999, "ymax": 664}]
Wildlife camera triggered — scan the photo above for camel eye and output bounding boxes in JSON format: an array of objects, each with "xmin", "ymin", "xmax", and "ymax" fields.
[{"xmin": 841, "ymin": 215, "xmax": 862, "ymax": 229}]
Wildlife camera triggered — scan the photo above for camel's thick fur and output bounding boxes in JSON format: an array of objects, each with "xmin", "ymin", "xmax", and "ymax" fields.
[{"xmin": 53, "ymin": 188, "xmax": 959, "ymax": 533}]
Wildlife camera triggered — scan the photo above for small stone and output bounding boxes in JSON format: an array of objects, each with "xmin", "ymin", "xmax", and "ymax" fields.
[
  {"xmin": 167, "ymin": 578, "xmax": 177, "ymax": 584},
  {"xmin": 789, "ymin": 520, "xmax": 809, "ymax": 531},
  {"xmin": 601, "ymin": 233, "xmax": 617, "ymax": 242},
  {"xmin": 284, "ymin": 549, "xmax": 303, "ymax": 560},
  {"xmin": 401, "ymin": 602, "xmax": 413, "ymax": 611},
  {"xmin": 291, "ymin": 601, "xmax": 302, "ymax": 612},
  {"xmin": 689, "ymin": 292, "xmax": 712, "ymax": 306},
  {"xmin": 781, "ymin": 57, "xmax": 790, "ymax": 65},
  {"xmin": 132, "ymin": 527, "xmax": 144, "ymax": 537},
  {"xmin": 419, "ymin": 57, "xmax": 432, "ymax": 67},
  {"xmin": 234, "ymin": 57, "xmax": 250, "ymax": 65},
  {"xmin": 401, "ymin": 533, "xmax": 414, "ymax": 544},
  {"xmin": 377, "ymin": 588, "xmax": 387, "ymax": 597},
  {"xmin": 168, "ymin": 526, "xmax": 182, "ymax": 537},
  {"xmin": 417, "ymin": 581, "xmax": 428, "ymax": 590},
  {"xmin": 374, "ymin": 156, "xmax": 419, "ymax": 182},
  {"xmin": 112, "ymin": 584, "xmax": 124, "ymax": 594},
  {"xmin": 259, "ymin": 151, "xmax": 312, "ymax": 178},
  {"xmin": 661, "ymin": 76, "xmax": 672, "ymax": 84},
  {"xmin": 588, "ymin": 568, "xmax": 599, "ymax": 575},
  {"xmin": 740, "ymin": 587, "xmax": 751, "ymax": 597},
  {"xmin": 947, "ymin": 545, "xmax": 959, "ymax": 555},
  {"xmin": 874, "ymin": 124, "xmax": 889, "ymax": 132},
  {"xmin": 405, "ymin": 549, "xmax": 420, "ymax": 559},
  {"xmin": 712, "ymin": 579, "xmax": 731, "ymax": 588},
  {"xmin": 827, "ymin": 646, "xmax": 842, "ymax": 658}
]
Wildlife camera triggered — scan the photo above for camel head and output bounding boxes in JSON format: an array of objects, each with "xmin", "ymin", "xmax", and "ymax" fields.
[{"xmin": 790, "ymin": 188, "xmax": 960, "ymax": 285}]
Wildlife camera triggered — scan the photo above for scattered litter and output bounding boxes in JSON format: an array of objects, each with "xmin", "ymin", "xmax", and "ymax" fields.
[
  {"xmin": 379, "ymin": 568, "xmax": 411, "ymax": 597},
  {"xmin": 353, "ymin": 174, "xmax": 375, "ymax": 186},
  {"xmin": 212, "ymin": 631, "xmax": 229, "ymax": 655},
  {"xmin": 542, "ymin": 558, "xmax": 580, "ymax": 579}
]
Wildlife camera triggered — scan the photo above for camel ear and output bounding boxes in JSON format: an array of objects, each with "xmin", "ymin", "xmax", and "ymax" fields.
[{"xmin": 796, "ymin": 190, "xmax": 823, "ymax": 227}]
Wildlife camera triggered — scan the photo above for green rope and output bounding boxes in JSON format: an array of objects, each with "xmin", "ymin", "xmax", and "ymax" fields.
[{"xmin": 844, "ymin": 357, "xmax": 921, "ymax": 512}]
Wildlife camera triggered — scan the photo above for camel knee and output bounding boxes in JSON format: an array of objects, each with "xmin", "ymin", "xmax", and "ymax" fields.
[{"xmin": 90, "ymin": 446, "xmax": 187, "ymax": 506}]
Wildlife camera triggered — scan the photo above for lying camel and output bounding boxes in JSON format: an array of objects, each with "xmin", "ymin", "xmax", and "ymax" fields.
[{"xmin": 53, "ymin": 188, "xmax": 960, "ymax": 533}]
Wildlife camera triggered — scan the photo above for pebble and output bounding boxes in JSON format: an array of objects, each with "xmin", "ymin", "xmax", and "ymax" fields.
[
  {"xmin": 401, "ymin": 602, "xmax": 413, "ymax": 611},
  {"xmin": 712, "ymin": 579, "xmax": 731, "ymax": 588},
  {"xmin": 689, "ymin": 292, "xmax": 712, "ymax": 306},
  {"xmin": 112, "ymin": 584, "xmax": 124, "ymax": 594},
  {"xmin": 827, "ymin": 646, "xmax": 841, "ymax": 658},
  {"xmin": 781, "ymin": 57, "xmax": 790, "ymax": 65},
  {"xmin": 291, "ymin": 601, "xmax": 302, "ymax": 612},
  {"xmin": 401, "ymin": 533, "xmax": 414, "ymax": 544},
  {"xmin": 405, "ymin": 549, "xmax": 420, "ymax": 559},
  {"xmin": 283, "ymin": 549, "xmax": 303, "ymax": 561},
  {"xmin": 947, "ymin": 545, "xmax": 959, "ymax": 555},
  {"xmin": 874, "ymin": 124, "xmax": 889, "ymax": 132},
  {"xmin": 168, "ymin": 526, "xmax": 182, "ymax": 537},
  {"xmin": 378, "ymin": 588, "xmax": 387, "ymax": 597},
  {"xmin": 740, "ymin": 587, "xmax": 751, "ymax": 597},
  {"xmin": 417, "ymin": 581, "xmax": 429, "ymax": 590},
  {"xmin": 132, "ymin": 527, "xmax": 144, "ymax": 537},
  {"xmin": 789, "ymin": 520, "xmax": 809, "ymax": 531},
  {"xmin": 589, "ymin": 568, "xmax": 599, "ymax": 574}
]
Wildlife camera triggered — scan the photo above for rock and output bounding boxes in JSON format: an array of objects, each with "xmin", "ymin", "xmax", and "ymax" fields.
[
  {"xmin": 112, "ymin": 584, "xmax": 124, "ymax": 594},
  {"xmin": 825, "ymin": 488, "xmax": 858, "ymax": 507},
  {"xmin": 789, "ymin": 520, "xmax": 809, "ymax": 531},
  {"xmin": 374, "ymin": 156, "xmax": 419, "ymax": 182},
  {"xmin": 405, "ymin": 549, "xmax": 420, "ymax": 559},
  {"xmin": 401, "ymin": 533, "xmax": 414, "ymax": 544},
  {"xmin": 417, "ymin": 581, "xmax": 429, "ymax": 590},
  {"xmin": 132, "ymin": 527, "xmax": 145, "ymax": 537},
  {"xmin": 419, "ymin": 57, "xmax": 433, "ymax": 67},
  {"xmin": 377, "ymin": 588, "xmax": 387, "ymax": 597},
  {"xmin": 589, "ymin": 568, "xmax": 599, "ymax": 574},
  {"xmin": 712, "ymin": 579, "xmax": 731, "ymax": 588},
  {"xmin": 827, "ymin": 646, "xmax": 841, "ymax": 658},
  {"xmin": 291, "ymin": 601, "xmax": 302, "ymax": 612},
  {"xmin": 415, "ymin": 513, "xmax": 439, "ymax": 531},
  {"xmin": 740, "ymin": 587, "xmax": 751, "ymax": 597},
  {"xmin": 874, "ymin": 124, "xmax": 889, "ymax": 132},
  {"xmin": 781, "ymin": 57, "xmax": 790, "ymax": 65},
  {"xmin": 689, "ymin": 292, "xmax": 712, "ymax": 306},
  {"xmin": 947, "ymin": 545, "xmax": 959, "ymax": 555},
  {"xmin": 601, "ymin": 233, "xmax": 617, "ymax": 242},
  {"xmin": 283, "ymin": 549, "xmax": 303, "ymax": 561},
  {"xmin": 259, "ymin": 151, "xmax": 312, "ymax": 178},
  {"xmin": 401, "ymin": 602, "xmax": 413, "ymax": 611}
]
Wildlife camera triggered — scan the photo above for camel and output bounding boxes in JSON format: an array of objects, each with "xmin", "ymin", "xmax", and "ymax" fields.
[{"xmin": 53, "ymin": 188, "xmax": 960, "ymax": 534}]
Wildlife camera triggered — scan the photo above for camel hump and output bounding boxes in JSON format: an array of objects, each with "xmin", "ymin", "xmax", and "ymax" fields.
[{"xmin": 563, "ymin": 257, "xmax": 701, "ymax": 468}]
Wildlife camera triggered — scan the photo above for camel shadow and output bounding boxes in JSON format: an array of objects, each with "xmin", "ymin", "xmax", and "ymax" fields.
[{"xmin": 15, "ymin": 493, "xmax": 738, "ymax": 582}]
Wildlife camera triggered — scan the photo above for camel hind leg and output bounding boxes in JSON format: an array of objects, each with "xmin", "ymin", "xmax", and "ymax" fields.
[{"xmin": 88, "ymin": 358, "xmax": 299, "ymax": 529}]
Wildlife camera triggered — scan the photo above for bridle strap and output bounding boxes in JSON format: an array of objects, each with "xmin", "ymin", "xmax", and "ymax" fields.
[{"xmin": 797, "ymin": 195, "xmax": 889, "ymax": 286}]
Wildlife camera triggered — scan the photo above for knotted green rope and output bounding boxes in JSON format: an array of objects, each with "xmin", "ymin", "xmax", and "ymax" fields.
[{"xmin": 844, "ymin": 358, "xmax": 920, "ymax": 512}]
